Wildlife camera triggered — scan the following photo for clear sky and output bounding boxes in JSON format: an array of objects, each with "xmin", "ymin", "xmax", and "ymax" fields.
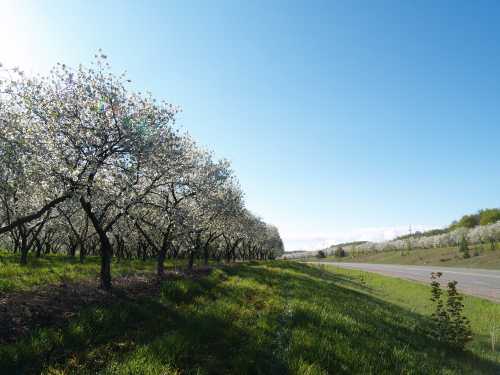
[{"xmin": 2, "ymin": 1, "xmax": 500, "ymax": 250}]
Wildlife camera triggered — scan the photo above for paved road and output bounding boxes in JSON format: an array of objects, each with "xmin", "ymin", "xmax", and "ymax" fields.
[{"xmin": 308, "ymin": 262, "xmax": 500, "ymax": 302}]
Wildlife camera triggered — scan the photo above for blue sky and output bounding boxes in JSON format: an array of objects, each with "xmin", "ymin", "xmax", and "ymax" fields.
[{"xmin": 2, "ymin": 1, "xmax": 500, "ymax": 250}]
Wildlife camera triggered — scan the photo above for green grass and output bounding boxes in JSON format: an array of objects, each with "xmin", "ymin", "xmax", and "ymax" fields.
[
  {"xmin": 0, "ymin": 251, "xmax": 158, "ymax": 293},
  {"xmin": 320, "ymin": 245, "xmax": 500, "ymax": 269},
  {"xmin": 1, "ymin": 261, "xmax": 500, "ymax": 374}
]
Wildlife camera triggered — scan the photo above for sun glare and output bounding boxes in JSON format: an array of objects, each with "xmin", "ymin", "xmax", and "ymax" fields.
[{"xmin": 0, "ymin": 1, "xmax": 36, "ymax": 72}]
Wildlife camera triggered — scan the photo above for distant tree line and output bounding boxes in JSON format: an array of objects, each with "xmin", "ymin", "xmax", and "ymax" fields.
[
  {"xmin": 395, "ymin": 209, "xmax": 500, "ymax": 241},
  {"xmin": 0, "ymin": 54, "xmax": 284, "ymax": 289},
  {"xmin": 348, "ymin": 221, "xmax": 500, "ymax": 254},
  {"xmin": 284, "ymin": 209, "xmax": 500, "ymax": 260},
  {"xmin": 450, "ymin": 209, "xmax": 500, "ymax": 229}
]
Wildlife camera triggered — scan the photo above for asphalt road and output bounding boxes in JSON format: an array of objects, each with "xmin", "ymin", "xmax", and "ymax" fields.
[{"xmin": 308, "ymin": 262, "xmax": 500, "ymax": 302}]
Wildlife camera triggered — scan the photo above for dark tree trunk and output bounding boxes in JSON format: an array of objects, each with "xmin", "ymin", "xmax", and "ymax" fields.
[
  {"xmin": 35, "ymin": 239, "xmax": 42, "ymax": 258},
  {"xmin": 13, "ymin": 235, "xmax": 20, "ymax": 253},
  {"xmin": 79, "ymin": 244, "xmax": 86, "ymax": 263},
  {"xmin": 157, "ymin": 247, "xmax": 167, "ymax": 277},
  {"xmin": 113, "ymin": 234, "xmax": 124, "ymax": 263},
  {"xmin": 11, "ymin": 229, "xmax": 21, "ymax": 253},
  {"xmin": 188, "ymin": 251, "xmax": 195, "ymax": 270},
  {"xmin": 100, "ymin": 240, "xmax": 112, "ymax": 289},
  {"xmin": 68, "ymin": 242, "xmax": 77, "ymax": 257},
  {"xmin": 203, "ymin": 244, "xmax": 210, "ymax": 266},
  {"xmin": 80, "ymin": 196, "xmax": 112, "ymax": 290},
  {"xmin": 201, "ymin": 234, "xmax": 220, "ymax": 266},
  {"xmin": 18, "ymin": 224, "xmax": 35, "ymax": 265},
  {"xmin": 20, "ymin": 237, "xmax": 28, "ymax": 265}
]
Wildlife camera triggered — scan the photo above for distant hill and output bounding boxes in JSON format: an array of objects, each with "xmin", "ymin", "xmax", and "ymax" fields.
[
  {"xmin": 286, "ymin": 209, "xmax": 500, "ymax": 258},
  {"xmin": 326, "ymin": 241, "xmax": 368, "ymax": 249},
  {"xmin": 394, "ymin": 208, "xmax": 500, "ymax": 241},
  {"xmin": 284, "ymin": 241, "xmax": 368, "ymax": 258}
]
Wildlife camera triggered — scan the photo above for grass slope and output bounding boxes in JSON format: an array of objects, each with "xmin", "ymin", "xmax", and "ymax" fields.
[
  {"xmin": 1, "ymin": 261, "xmax": 499, "ymax": 374},
  {"xmin": 325, "ymin": 245, "xmax": 500, "ymax": 269}
]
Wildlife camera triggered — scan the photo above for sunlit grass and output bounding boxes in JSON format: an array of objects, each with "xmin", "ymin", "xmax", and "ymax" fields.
[
  {"xmin": 329, "ymin": 265, "xmax": 500, "ymax": 365},
  {"xmin": 0, "ymin": 250, "xmax": 157, "ymax": 293}
]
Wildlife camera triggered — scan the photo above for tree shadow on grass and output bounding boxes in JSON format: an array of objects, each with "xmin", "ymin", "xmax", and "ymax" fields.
[
  {"xmin": 228, "ymin": 262, "xmax": 500, "ymax": 374},
  {"xmin": 228, "ymin": 261, "xmax": 377, "ymax": 297},
  {"xmin": 1, "ymin": 261, "xmax": 499, "ymax": 375}
]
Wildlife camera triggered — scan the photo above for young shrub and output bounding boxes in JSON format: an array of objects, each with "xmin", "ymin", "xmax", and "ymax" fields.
[
  {"xmin": 334, "ymin": 247, "xmax": 346, "ymax": 257},
  {"xmin": 406, "ymin": 239, "xmax": 412, "ymax": 253},
  {"xmin": 445, "ymin": 280, "xmax": 472, "ymax": 349},
  {"xmin": 430, "ymin": 272, "xmax": 448, "ymax": 343},
  {"xmin": 429, "ymin": 272, "xmax": 472, "ymax": 350},
  {"xmin": 316, "ymin": 250, "xmax": 326, "ymax": 259},
  {"xmin": 490, "ymin": 238, "xmax": 497, "ymax": 251},
  {"xmin": 458, "ymin": 235, "xmax": 470, "ymax": 258}
]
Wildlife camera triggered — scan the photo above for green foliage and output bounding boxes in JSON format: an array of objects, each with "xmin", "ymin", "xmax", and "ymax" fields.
[
  {"xmin": 160, "ymin": 278, "xmax": 204, "ymax": 303},
  {"xmin": 448, "ymin": 208, "xmax": 500, "ymax": 230},
  {"xmin": 451, "ymin": 214, "xmax": 480, "ymax": 230},
  {"xmin": 446, "ymin": 281, "xmax": 473, "ymax": 349},
  {"xmin": 393, "ymin": 208, "xmax": 500, "ymax": 243},
  {"xmin": 316, "ymin": 250, "xmax": 326, "ymax": 259},
  {"xmin": 429, "ymin": 272, "xmax": 472, "ymax": 350},
  {"xmin": 458, "ymin": 235, "xmax": 471, "ymax": 258},
  {"xmin": 479, "ymin": 209, "xmax": 500, "ymax": 226},
  {"xmin": 430, "ymin": 272, "xmax": 448, "ymax": 342},
  {"xmin": 334, "ymin": 247, "xmax": 346, "ymax": 257}
]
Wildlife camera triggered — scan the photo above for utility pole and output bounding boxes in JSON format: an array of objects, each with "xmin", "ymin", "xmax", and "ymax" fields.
[{"xmin": 407, "ymin": 224, "xmax": 412, "ymax": 252}]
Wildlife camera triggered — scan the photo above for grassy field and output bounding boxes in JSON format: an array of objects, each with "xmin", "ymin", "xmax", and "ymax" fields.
[
  {"xmin": 318, "ymin": 245, "xmax": 500, "ymax": 269},
  {"xmin": 1, "ymin": 257, "xmax": 500, "ymax": 374},
  {"xmin": 0, "ymin": 251, "xmax": 212, "ymax": 293},
  {"xmin": 0, "ymin": 252, "xmax": 158, "ymax": 293}
]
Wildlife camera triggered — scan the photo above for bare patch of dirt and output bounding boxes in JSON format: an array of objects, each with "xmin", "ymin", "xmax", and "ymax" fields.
[{"xmin": 0, "ymin": 268, "xmax": 213, "ymax": 344}]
